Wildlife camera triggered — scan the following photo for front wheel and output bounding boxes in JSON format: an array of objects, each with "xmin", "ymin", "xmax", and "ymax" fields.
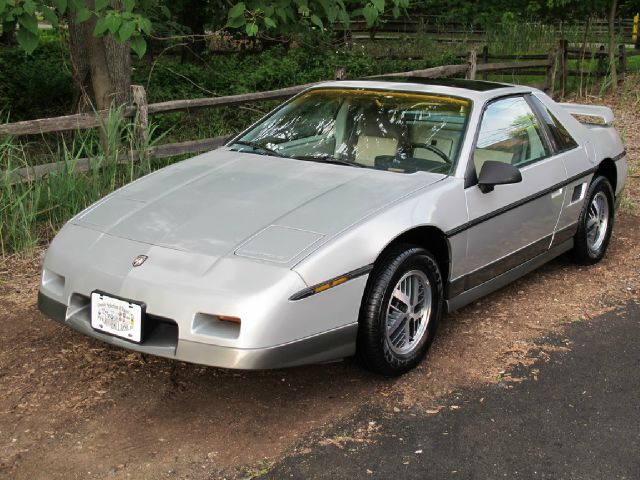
[
  {"xmin": 571, "ymin": 175, "xmax": 615, "ymax": 265},
  {"xmin": 357, "ymin": 245, "xmax": 443, "ymax": 376}
]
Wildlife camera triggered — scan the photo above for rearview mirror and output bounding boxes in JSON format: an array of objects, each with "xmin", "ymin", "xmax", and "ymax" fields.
[{"xmin": 477, "ymin": 161, "xmax": 522, "ymax": 193}]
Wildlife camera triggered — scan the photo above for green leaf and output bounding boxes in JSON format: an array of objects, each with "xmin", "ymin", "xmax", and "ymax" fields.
[
  {"xmin": 118, "ymin": 20, "xmax": 135, "ymax": 41},
  {"xmin": 228, "ymin": 2, "xmax": 246, "ymax": 18},
  {"xmin": 123, "ymin": 0, "xmax": 135, "ymax": 13},
  {"xmin": 361, "ymin": 3, "xmax": 378, "ymax": 26},
  {"xmin": 93, "ymin": 16, "xmax": 108, "ymax": 36},
  {"xmin": 245, "ymin": 22, "xmax": 258, "ymax": 36},
  {"xmin": 263, "ymin": 16, "xmax": 276, "ymax": 28},
  {"xmin": 16, "ymin": 27, "xmax": 38, "ymax": 54},
  {"xmin": 23, "ymin": 0, "xmax": 36, "ymax": 15},
  {"xmin": 310, "ymin": 14, "xmax": 323, "ymax": 28},
  {"xmin": 94, "ymin": 0, "xmax": 108, "ymax": 12},
  {"xmin": 391, "ymin": 5, "xmax": 399, "ymax": 18},
  {"xmin": 52, "ymin": 0, "xmax": 67, "ymax": 13},
  {"xmin": 105, "ymin": 14, "xmax": 122, "ymax": 34},
  {"xmin": 41, "ymin": 8, "xmax": 59, "ymax": 28},
  {"xmin": 75, "ymin": 7, "xmax": 91, "ymax": 22},
  {"xmin": 371, "ymin": 0, "xmax": 384, "ymax": 12},
  {"xmin": 160, "ymin": 5, "xmax": 170, "ymax": 18},
  {"xmin": 18, "ymin": 13, "xmax": 38, "ymax": 35},
  {"xmin": 275, "ymin": 6, "xmax": 287, "ymax": 21},
  {"xmin": 130, "ymin": 34, "xmax": 146, "ymax": 58},
  {"xmin": 138, "ymin": 17, "xmax": 151, "ymax": 35},
  {"xmin": 226, "ymin": 15, "xmax": 245, "ymax": 28}
]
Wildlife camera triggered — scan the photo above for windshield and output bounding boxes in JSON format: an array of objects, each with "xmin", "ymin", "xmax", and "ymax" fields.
[{"xmin": 230, "ymin": 88, "xmax": 471, "ymax": 174}]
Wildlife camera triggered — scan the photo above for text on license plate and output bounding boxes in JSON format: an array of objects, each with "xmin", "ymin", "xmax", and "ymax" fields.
[{"xmin": 90, "ymin": 292, "xmax": 143, "ymax": 343}]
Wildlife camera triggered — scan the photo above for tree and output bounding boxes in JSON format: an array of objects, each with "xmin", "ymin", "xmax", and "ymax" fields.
[
  {"xmin": 0, "ymin": 0, "xmax": 150, "ymax": 110},
  {"xmin": 224, "ymin": 0, "xmax": 410, "ymax": 37}
]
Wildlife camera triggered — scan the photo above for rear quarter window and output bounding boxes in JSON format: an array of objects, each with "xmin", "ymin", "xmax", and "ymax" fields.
[{"xmin": 529, "ymin": 96, "xmax": 579, "ymax": 152}]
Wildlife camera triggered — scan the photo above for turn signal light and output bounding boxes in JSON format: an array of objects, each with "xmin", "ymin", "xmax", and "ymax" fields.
[
  {"xmin": 313, "ymin": 276, "xmax": 348, "ymax": 294},
  {"xmin": 218, "ymin": 315, "xmax": 241, "ymax": 324}
]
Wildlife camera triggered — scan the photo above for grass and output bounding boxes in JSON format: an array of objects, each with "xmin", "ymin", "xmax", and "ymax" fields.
[{"xmin": 0, "ymin": 106, "xmax": 157, "ymax": 256}]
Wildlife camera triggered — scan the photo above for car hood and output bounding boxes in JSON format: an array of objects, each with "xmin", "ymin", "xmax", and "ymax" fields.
[{"xmin": 73, "ymin": 148, "xmax": 443, "ymax": 262}]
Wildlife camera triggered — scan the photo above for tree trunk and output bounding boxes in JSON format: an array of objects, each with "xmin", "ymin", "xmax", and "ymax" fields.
[
  {"xmin": 68, "ymin": 0, "xmax": 131, "ymax": 112},
  {"xmin": 578, "ymin": 16, "xmax": 591, "ymax": 97},
  {"xmin": 607, "ymin": 0, "xmax": 618, "ymax": 89}
]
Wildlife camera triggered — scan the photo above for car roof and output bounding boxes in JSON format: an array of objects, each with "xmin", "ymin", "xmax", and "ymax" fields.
[{"xmin": 309, "ymin": 78, "xmax": 535, "ymax": 102}]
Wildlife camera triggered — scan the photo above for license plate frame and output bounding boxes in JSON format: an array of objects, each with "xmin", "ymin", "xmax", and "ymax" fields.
[{"xmin": 90, "ymin": 291, "xmax": 146, "ymax": 343}]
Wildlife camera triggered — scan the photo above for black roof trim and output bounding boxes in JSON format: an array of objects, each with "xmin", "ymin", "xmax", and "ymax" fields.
[{"xmin": 364, "ymin": 77, "xmax": 512, "ymax": 91}]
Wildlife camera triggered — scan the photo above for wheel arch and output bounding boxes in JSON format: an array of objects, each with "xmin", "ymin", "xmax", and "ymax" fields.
[
  {"xmin": 371, "ymin": 225, "xmax": 451, "ymax": 286},
  {"xmin": 596, "ymin": 158, "xmax": 617, "ymax": 193}
]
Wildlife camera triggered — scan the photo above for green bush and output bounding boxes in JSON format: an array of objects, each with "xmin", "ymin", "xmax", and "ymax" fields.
[{"xmin": 0, "ymin": 32, "xmax": 72, "ymax": 121}]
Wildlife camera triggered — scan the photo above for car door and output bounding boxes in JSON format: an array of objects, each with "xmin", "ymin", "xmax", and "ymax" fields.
[{"xmin": 459, "ymin": 95, "xmax": 567, "ymax": 291}]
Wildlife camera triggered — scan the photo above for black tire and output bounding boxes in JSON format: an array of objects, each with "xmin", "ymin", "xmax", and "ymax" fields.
[
  {"xmin": 571, "ymin": 175, "xmax": 615, "ymax": 265},
  {"xmin": 357, "ymin": 245, "xmax": 443, "ymax": 376}
]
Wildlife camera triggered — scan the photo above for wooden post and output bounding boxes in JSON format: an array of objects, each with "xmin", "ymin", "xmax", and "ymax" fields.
[
  {"xmin": 560, "ymin": 39, "xmax": 568, "ymax": 98},
  {"xmin": 595, "ymin": 44, "xmax": 607, "ymax": 77},
  {"xmin": 334, "ymin": 66, "xmax": 347, "ymax": 80},
  {"xmin": 482, "ymin": 45, "xmax": 489, "ymax": 80},
  {"xmin": 466, "ymin": 49, "xmax": 477, "ymax": 80},
  {"xmin": 131, "ymin": 85, "xmax": 149, "ymax": 166},
  {"xmin": 545, "ymin": 48, "xmax": 559, "ymax": 98},
  {"xmin": 618, "ymin": 44, "xmax": 626, "ymax": 82}
]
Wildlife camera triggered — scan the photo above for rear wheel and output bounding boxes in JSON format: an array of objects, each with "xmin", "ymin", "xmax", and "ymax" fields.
[
  {"xmin": 571, "ymin": 175, "xmax": 614, "ymax": 265},
  {"xmin": 357, "ymin": 245, "xmax": 443, "ymax": 376}
]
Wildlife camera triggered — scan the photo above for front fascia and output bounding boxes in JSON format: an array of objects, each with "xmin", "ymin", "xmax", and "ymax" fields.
[{"xmin": 40, "ymin": 223, "xmax": 368, "ymax": 351}]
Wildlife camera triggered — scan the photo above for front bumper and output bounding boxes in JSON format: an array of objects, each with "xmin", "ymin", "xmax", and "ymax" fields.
[{"xmin": 38, "ymin": 291, "xmax": 358, "ymax": 369}]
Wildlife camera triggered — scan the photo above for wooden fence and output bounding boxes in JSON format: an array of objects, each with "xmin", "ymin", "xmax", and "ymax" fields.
[
  {"xmin": 0, "ymin": 43, "xmax": 626, "ymax": 184},
  {"xmin": 346, "ymin": 15, "xmax": 638, "ymax": 44}
]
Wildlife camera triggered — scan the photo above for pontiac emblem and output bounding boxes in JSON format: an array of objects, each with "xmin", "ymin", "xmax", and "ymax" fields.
[{"xmin": 132, "ymin": 255, "xmax": 148, "ymax": 267}]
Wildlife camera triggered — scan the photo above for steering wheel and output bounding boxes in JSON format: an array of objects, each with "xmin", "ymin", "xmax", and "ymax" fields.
[{"xmin": 409, "ymin": 142, "xmax": 451, "ymax": 164}]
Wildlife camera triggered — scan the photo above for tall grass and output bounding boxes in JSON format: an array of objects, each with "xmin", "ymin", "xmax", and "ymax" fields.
[{"xmin": 0, "ymin": 106, "xmax": 157, "ymax": 256}]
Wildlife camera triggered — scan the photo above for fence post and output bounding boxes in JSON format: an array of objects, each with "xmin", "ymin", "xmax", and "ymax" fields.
[
  {"xmin": 334, "ymin": 66, "xmax": 347, "ymax": 80},
  {"xmin": 596, "ymin": 44, "xmax": 607, "ymax": 77},
  {"xmin": 618, "ymin": 44, "xmax": 626, "ymax": 82},
  {"xmin": 545, "ymin": 48, "xmax": 559, "ymax": 97},
  {"xmin": 466, "ymin": 49, "xmax": 477, "ymax": 80},
  {"xmin": 559, "ymin": 39, "xmax": 568, "ymax": 98},
  {"xmin": 482, "ymin": 45, "xmax": 489, "ymax": 80},
  {"xmin": 131, "ymin": 85, "xmax": 149, "ymax": 165}
]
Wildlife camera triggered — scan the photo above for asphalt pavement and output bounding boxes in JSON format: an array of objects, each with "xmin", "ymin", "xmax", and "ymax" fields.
[{"xmin": 263, "ymin": 301, "xmax": 640, "ymax": 480}]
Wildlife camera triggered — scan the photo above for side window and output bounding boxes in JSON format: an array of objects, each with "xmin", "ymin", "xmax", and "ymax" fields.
[
  {"xmin": 474, "ymin": 96, "xmax": 550, "ymax": 176},
  {"xmin": 529, "ymin": 95, "xmax": 579, "ymax": 152}
]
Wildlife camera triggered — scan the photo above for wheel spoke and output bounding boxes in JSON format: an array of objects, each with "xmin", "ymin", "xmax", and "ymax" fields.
[
  {"xmin": 385, "ymin": 270, "xmax": 433, "ymax": 356},
  {"xmin": 392, "ymin": 288, "xmax": 411, "ymax": 311}
]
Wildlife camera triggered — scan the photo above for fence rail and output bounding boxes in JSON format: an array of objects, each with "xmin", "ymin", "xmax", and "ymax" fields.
[{"xmin": 0, "ymin": 42, "xmax": 629, "ymax": 184}]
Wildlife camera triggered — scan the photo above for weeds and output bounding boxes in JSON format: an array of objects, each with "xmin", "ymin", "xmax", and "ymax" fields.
[{"xmin": 0, "ymin": 106, "xmax": 156, "ymax": 256}]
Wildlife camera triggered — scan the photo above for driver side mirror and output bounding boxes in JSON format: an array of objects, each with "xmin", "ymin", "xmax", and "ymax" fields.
[{"xmin": 477, "ymin": 161, "xmax": 522, "ymax": 194}]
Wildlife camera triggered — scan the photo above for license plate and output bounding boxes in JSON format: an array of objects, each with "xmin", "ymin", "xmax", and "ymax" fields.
[{"xmin": 91, "ymin": 292, "xmax": 143, "ymax": 343}]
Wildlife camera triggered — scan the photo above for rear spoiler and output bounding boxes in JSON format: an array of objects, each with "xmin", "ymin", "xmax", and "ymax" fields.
[{"xmin": 559, "ymin": 103, "xmax": 614, "ymax": 126}]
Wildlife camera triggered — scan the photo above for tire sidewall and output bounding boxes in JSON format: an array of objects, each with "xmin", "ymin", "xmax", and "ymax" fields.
[
  {"xmin": 576, "ymin": 176, "xmax": 615, "ymax": 263},
  {"xmin": 358, "ymin": 246, "xmax": 443, "ymax": 375}
]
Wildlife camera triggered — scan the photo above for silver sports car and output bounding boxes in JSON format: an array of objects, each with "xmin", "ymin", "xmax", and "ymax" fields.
[{"xmin": 38, "ymin": 78, "xmax": 627, "ymax": 375}]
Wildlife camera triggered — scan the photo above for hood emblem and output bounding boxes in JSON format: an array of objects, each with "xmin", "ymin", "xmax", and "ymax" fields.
[{"xmin": 132, "ymin": 255, "xmax": 148, "ymax": 267}]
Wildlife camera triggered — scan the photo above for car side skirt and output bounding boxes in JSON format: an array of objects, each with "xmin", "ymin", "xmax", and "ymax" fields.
[{"xmin": 445, "ymin": 238, "xmax": 574, "ymax": 313}]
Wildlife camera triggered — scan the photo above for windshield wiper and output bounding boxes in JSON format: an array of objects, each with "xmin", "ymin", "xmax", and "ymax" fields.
[
  {"xmin": 293, "ymin": 154, "xmax": 365, "ymax": 168},
  {"xmin": 231, "ymin": 140, "xmax": 287, "ymax": 158}
]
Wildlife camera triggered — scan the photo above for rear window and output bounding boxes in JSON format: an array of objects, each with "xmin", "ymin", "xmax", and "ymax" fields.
[{"xmin": 530, "ymin": 96, "xmax": 578, "ymax": 152}]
